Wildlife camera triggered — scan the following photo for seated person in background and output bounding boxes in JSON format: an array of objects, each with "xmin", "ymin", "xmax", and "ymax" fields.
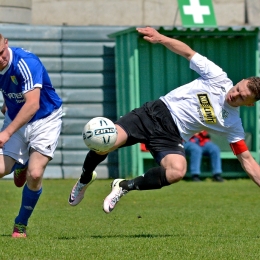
[{"xmin": 184, "ymin": 130, "xmax": 224, "ymax": 182}]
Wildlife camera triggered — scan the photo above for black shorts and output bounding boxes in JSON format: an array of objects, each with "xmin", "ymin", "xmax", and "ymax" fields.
[{"xmin": 115, "ymin": 99, "xmax": 185, "ymax": 165}]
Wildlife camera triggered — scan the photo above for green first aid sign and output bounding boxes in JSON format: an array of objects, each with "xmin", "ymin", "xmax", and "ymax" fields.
[{"xmin": 178, "ymin": 0, "xmax": 217, "ymax": 27}]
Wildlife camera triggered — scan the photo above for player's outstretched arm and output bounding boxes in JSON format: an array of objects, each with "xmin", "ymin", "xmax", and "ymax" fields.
[
  {"xmin": 136, "ymin": 27, "xmax": 196, "ymax": 61},
  {"xmin": 236, "ymin": 151, "xmax": 260, "ymax": 187}
]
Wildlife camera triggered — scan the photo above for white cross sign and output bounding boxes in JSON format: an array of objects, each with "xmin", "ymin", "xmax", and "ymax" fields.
[
  {"xmin": 183, "ymin": 0, "xmax": 210, "ymax": 23},
  {"xmin": 178, "ymin": 0, "xmax": 217, "ymax": 27}
]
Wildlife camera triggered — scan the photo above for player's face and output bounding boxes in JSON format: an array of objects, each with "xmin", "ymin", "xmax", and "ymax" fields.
[
  {"xmin": 225, "ymin": 79, "xmax": 256, "ymax": 107},
  {"xmin": 0, "ymin": 38, "xmax": 9, "ymax": 71}
]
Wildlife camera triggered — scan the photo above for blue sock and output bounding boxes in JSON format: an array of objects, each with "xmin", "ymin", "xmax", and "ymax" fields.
[
  {"xmin": 11, "ymin": 161, "xmax": 29, "ymax": 173},
  {"xmin": 15, "ymin": 184, "xmax": 42, "ymax": 226}
]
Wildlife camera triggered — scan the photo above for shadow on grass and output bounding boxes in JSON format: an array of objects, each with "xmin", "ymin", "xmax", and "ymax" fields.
[
  {"xmin": 56, "ymin": 233, "xmax": 260, "ymax": 240},
  {"xmin": 57, "ymin": 234, "xmax": 173, "ymax": 240}
]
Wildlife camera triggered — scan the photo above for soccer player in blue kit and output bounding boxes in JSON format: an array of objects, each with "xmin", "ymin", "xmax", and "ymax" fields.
[{"xmin": 0, "ymin": 34, "xmax": 62, "ymax": 237}]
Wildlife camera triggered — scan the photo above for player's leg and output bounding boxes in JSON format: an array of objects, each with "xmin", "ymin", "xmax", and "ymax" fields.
[
  {"xmin": 12, "ymin": 161, "xmax": 29, "ymax": 188},
  {"xmin": 13, "ymin": 150, "xmax": 49, "ymax": 238},
  {"xmin": 68, "ymin": 149, "xmax": 104, "ymax": 206},
  {"xmin": 123, "ymin": 153, "xmax": 186, "ymax": 189},
  {"xmin": 68, "ymin": 124, "xmax": 128, "ymax": 206},
  {"xmin": 12, "ymin": 107, "xmax": 62, "ymax": 238},
  {"xmin": 0, "ymin": 154, "xmax": 16, "ymax": 178},
  {"xmin": 103, "ymin": 153, "xmax": 187, "ymax": 213},
  {"xmin": 103, "ymin": 99, "xmax": 187, "ymax": 213},
  {"xmin": 0, "ymin": 123, "xmax": 30, "ymax": 237},
  {"xmin": 0, "ymin": 114, "xmax": 27, "ymax": 180},
  {"xmin": 0, "ymin": 153, "xmax": 28, "ymax": 187}
]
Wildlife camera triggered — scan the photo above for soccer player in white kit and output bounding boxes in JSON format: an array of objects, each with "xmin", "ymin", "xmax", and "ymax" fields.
[
  {"xmin": 68, "ymin": 27, "xmax": 260, "ymax": 214},
  {"xmin": 0, "ymin": 34, "xmax": 62, "ymax": 237}
]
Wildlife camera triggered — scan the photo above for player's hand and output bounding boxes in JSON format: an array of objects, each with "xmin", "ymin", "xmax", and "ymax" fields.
[
  {"xmin": 0, "ymin": 131, "xmax": 11, "ymax": 148},
  {"xmin": 136, "ymin": 27, "xmax": 163, "ymax": 44}
]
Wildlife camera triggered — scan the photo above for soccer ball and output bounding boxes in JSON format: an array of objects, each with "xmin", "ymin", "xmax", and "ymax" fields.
[{"xmin": 82, "ymin": 117, "xmax": 117, "ymax": 152}]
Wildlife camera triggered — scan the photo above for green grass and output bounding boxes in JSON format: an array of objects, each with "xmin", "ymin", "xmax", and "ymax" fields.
[{"xmin": 0, "ymin": 178, "xmax": 260, "ymax": 259}]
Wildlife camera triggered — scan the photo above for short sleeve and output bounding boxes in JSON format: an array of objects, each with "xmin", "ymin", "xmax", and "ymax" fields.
[
  {"xmin": 18, "ymin": 57, "xmax": 43, "ymax": 93},
  {"xmin": 190, "ymin": 53, "xmax": 225, "ymax": 79}
]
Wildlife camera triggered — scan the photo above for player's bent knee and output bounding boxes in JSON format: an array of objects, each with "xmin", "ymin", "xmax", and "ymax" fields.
[
  {"xmin": 166, "ymin": 166, "xmax": 186, "ymax": 184},
  {"xmin": 170, "ymin": 171, "xmax": 186, "ymax": 183},
  {"xmin": 162, "ymin": 157, "xmax": 186, "ymax": 184},
  {"xmin": 28, "ymin": 174, "xmax": 41, "ymax": 182},
  {"xmin": 27, "ymin": 170, "xmax": 43, "ymax": 183}
]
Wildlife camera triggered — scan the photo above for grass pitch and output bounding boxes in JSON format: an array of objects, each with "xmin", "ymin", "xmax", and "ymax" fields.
[{"xmin": 0, "ymin": 178, "xmax": 260, "ymax": 259}]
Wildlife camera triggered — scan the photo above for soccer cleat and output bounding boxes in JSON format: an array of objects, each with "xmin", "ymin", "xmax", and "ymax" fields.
[
  {"xmin": 13, "ymin": 163, "xmax": 28, "ymax": 188},
  {"xmin": 12, "ymin": 223, "xmax": 27, "ymax": 238},
  {"xmin": 68, "ymin": 171, "xmax": 97, "ymax": 206},
  {"xmin": 103, "ymin": 179, "xmax": 128, "ymax": 214}
]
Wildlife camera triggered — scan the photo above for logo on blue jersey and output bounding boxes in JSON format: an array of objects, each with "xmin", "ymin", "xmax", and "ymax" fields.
[{"xmin": 11, "ymin": 76, "xmax": 18, "ymax": 85}]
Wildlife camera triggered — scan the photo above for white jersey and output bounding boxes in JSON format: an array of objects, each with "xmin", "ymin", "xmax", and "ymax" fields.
[{"xmin": 160, "ymin": 53, "xmax": 245, "ymax": 143}]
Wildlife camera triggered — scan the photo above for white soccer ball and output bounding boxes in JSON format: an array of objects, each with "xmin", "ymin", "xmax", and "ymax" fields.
[{"xmin": 82, "ymin": 117, "xmax": 118, "ymax": 152}]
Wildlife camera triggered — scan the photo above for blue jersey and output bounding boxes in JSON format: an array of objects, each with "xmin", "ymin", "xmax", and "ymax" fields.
[{"xmin": 0, "ymin": 47, "xmax": 62, "ymax": 122}]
